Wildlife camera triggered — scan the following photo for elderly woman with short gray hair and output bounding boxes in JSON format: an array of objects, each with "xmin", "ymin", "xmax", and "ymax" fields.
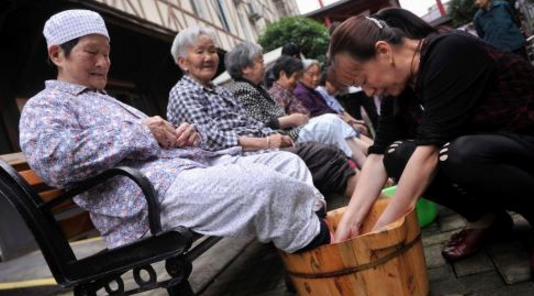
[
  {"xmin": 294, "ymin": 59, "xmax": 330, "ymax": 117},
  {"xmin": 167, "ymin": 27, "xmax": 361, "ymax": 202},
  {"xmin": 163, "ymin": 26, "xmax": 338, "ymax": 253},
  {"xmin": 225, "ymin": 41, "xmax": 370, "ymax": 168}
]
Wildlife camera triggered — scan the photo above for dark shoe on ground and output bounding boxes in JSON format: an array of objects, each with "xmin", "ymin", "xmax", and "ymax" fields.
[{"xmin": 442, "ymin": 212, "xmax": 513, "ymax": 261}]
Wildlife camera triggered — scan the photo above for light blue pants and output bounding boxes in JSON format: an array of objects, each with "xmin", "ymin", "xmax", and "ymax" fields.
[{"xmin": 297, "ymin": 113, "xmax": 357, "ymax": 157}]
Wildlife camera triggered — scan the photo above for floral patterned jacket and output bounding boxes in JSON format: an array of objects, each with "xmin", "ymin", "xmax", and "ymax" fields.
[{"xmin": 19, "ymin": 80, "xmax": 239, "ymax": 248}]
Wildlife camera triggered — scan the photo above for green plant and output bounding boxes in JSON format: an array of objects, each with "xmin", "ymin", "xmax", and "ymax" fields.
[
  {"xmin": 448, "ymin": 0, "xmax": 478, "ymax": 27},
  {"xmin": 257, "ymin": 16, "xmax": 329, "ymax": 64}
]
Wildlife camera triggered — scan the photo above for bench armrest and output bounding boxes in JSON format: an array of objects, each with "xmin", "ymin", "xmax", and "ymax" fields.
[{"xmin": 43, "ymin": 166, "xmax": 162, "ymax": 235}]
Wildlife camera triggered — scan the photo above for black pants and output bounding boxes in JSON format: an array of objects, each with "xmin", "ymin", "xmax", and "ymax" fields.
[
  {"xmin": 383, "ymin": 134, "xmax": 534, "ymax": 225},
  {"xmin": 283, "ymin": 142, "xmax": 355, "ymax": 196}
]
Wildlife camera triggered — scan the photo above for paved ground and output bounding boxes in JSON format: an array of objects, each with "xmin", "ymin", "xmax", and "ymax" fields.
[{"xmin": 1, "ymin": 205, "xmax": 533, "ymax": 296}]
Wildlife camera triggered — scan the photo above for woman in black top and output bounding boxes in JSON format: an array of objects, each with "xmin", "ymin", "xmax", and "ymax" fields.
[{"xmin": 329, "ymin": 8, "xmax": 534, "ymax": 269}]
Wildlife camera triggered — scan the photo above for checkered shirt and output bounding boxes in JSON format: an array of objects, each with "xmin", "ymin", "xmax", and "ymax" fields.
[{"xmin": 167, "ymin": 75, "xmax": 275, "ymax": 151}]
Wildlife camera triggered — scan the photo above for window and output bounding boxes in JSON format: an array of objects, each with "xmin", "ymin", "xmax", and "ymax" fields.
[
  {"xmin": 212, "ymin": 0, "xmax": 231, "ymax": 31},
  {"xmin": 238, "ymin": 12, "xmax": 253, "ymax": 41},
  {"xmin": 189, "ymin": 0, "xmax": 205, "ymax": 18}
]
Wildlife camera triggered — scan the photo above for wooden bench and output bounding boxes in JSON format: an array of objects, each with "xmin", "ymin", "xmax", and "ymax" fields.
[{"xmin": 0, "ymin": 152, "xmax": 221, "ymax": 296}]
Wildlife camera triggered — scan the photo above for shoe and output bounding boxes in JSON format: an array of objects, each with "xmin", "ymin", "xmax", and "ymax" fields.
[
  {"xmin": 442, "ymin": 212, "xmax": 513, "ymax": 261},
  {"xmin": 441, "ymin": 228, "xmax": 491, "ymax": 261}
]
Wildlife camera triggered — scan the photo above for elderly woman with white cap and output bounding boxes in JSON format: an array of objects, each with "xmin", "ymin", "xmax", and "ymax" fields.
[{"xmin": 19, "ymin": 9, "xmax": 333, "ymax": 253}]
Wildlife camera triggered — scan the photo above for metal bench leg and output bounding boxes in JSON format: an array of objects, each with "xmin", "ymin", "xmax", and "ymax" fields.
[
  {"xmin": 165, "ymin": 256, "xmax": 194, "ymax": 296},
  {"xmin": 167, "ymin": 280, "xmax": 194, "ymax": 296}
]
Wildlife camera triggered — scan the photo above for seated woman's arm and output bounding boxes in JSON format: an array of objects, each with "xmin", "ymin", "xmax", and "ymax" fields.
[
  {"xmin": 142, "ymin": 117, "xmax": 199, "ymax": 148},
  {"xmin": 19, "ymin": 98, "xmax": 160, "ymax": 188},
  {"xmin": 340, "ymin": 111, "xmax": 364, "ymax": 126},
  {"xmin": 339, "ymin": 112, "xmax": 370, "ymax": 136},
  {"xmin": 277, "ymin": 113, "xmax": 309, "ymax": 128},
  {"xmin": 238, "ymin": 133, "xmax": 293, "ymax": 151}
]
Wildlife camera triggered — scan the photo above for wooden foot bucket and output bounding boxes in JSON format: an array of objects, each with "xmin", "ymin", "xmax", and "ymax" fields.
[{"xmin": 280, "ymin": 198, "xmax": 429, "ymax": 296}]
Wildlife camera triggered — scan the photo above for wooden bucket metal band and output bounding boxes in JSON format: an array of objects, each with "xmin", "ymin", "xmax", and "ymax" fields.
[{"xmin": 287, "ymin": 233, "xmax": 422, "ymax": 279}]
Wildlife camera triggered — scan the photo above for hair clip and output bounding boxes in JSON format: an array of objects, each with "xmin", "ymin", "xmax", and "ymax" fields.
[{"xmin": 365, "ymin": 16, "xmax": 384, "ymax": 29}]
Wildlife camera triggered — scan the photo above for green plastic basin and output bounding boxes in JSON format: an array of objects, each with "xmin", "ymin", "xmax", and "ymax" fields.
[{"xmin": 381, "ymin": 186, "xmax": 438, "ymax": 228}]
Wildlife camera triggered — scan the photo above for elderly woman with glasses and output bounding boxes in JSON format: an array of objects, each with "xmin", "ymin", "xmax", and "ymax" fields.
[
  {"xmin": 167, "ymin": 27, "xmax": 362, "ymax": 202},
  {"xmin": 225, "ymin": 42, "xmax": 371, "ymax": 168}
]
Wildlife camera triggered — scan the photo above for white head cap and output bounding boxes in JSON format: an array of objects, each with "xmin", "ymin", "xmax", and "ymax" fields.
[{"xmin": 43, "ymin": 9, "xmax": 109, "ymax": 48}]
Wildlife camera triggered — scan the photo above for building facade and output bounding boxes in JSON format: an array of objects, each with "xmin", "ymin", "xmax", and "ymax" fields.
[
  {"xmin": 0, "ymin": 0, "xmax": 298, "ymax": 155},
  {"xmin": 83, "ymin": 0, "xmax": 299, "ymax": 51},
  {"xmin": 305, "ymin": 0, "xmax": 400, "ymax": 27}
]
